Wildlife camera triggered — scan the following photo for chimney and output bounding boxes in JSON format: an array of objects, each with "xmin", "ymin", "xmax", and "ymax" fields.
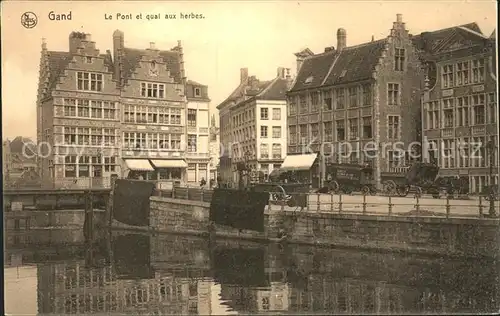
[
  {"xmin": 371, "ymin": 35, "xmax": 375, "ymax": 42},
  {"xmin": 396, "ymin": 14, "xmax": 403, "ymax": 23},
  {"xmin": 285, "ymin": 68, "xmax": 291, "ymax": 80},
  {"xmin": 240, "ymin": 68, "xmax": 248, "ymax": 84},
  {"xmin": 337, "ymin": 28, "xmax": 346, "ymax": 51},
  {"xmin": 149, "ymin": 42, "xmax": 156, "ymax": 49},
  {"xmin": 41, "ymin": 38, "xmax": 47, "ymax": 50},
  {"xmin": 113, "ymin": 29, "xmax": 124, "ymax": 86},
  {"xmin": 277, "ymin": 67, "xmax": 285, "ymax": 79},
  {"xmin": 85, "ymin": 33, "xmax": 92, "ymax": 42}
]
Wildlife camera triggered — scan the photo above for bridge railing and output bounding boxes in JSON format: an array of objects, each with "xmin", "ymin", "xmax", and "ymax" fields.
[{"xmin": 154, "ymin": 186, "xmax": 500, "ymax": 219}]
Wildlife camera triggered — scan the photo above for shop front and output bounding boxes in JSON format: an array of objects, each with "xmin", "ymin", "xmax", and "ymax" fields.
[
  {"xmin": 149, "ymin": 159, "xmax": 187, "ymax": 184},
  {"xmin": 280, "ymin": 153, "xmax": 319, "ymax": 187},
  {"xmin": 123, "ymin": 159, "xmax": 156, "ymax": 180}
]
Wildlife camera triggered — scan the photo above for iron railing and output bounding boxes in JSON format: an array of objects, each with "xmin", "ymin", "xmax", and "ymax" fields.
[{"xmin": 154, "ymin": 186, "xmax": 500, "ymax": 219}]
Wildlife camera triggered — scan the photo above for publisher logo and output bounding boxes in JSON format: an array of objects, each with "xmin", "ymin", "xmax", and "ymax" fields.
[{"xmin": 21, "ymin": 12, "xmax": 37, "ymax": 29}]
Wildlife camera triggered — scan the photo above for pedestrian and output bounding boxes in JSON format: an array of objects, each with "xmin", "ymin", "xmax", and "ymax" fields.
[{"xmin": 200, "ymin": 177, "xmax": 206, "ymax": 187}]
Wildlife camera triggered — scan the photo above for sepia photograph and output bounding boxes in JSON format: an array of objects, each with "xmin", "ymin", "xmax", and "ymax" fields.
[{"xmin": 2, "ymin": 0, "xmax": 499, "ymax": 314}]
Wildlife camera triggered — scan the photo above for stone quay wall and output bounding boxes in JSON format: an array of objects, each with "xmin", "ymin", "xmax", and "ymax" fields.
[{"xmin": 112, "ymin": 196, "xmax": 500, "ymax": 259}]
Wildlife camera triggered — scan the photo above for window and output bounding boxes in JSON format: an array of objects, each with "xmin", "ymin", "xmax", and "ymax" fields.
[
  {"xmin": 441, "ymin": 139, "xmax": 455, "ymax": 168},
  {"xmin": 103, "ymin": 101, "xmax": 116, "ymax": 119},
  {"xmin": 488, "ymin": 93, "xmax": 497, "ymax": 124},
  {"xmin": 471, "ymin": 137, "xmax": 486, "ymax": 168},
  {"xmin": 77, "ymin": 72, "xmax": 103, "ymax": 91},
  {"xmin": 442, "ymin": 99, "xmax": 454, "ymax": 128},
  {"xmin": 90, "ymin": 128, "xmax": 102, "ymax": 145},
  {"xmin": 456, "ymin": 97, "xmax": 470, "ymax": 126},
  {"xmin": 194, "ymin": 87, "xmax": 201, "ymax": 97},
  {"xmin": 362, "ymin": 84, "xmax": 372, "ymax": 106},
  {"xmin": 78, "ymin": 156, "xmax": 90, "ymax": 177},
  {"xmin": 348, "ymin": 87, "xmax": 358, "ymax": 108},
  {"xmin": 104, "ymin": 157, "xmax": 116, "ymax": 172},
  {"xmin": 289, "ymin": 126, "xmax": 297, "ymax": 144},
  {"xmin": 262, "ymin": 297, "xmax": 270, "ymax": 311},
  {"xmin": 169, "ymin": 108, "xmax": 182, "ymax": 125},
  {"xmin": 323, "ymin": 122, "xmax": 333, "ymax": 141},
  {"xmin": 272, "ymin": 108, "xmax": 281, "ymax": 120},
  {"xmin": 348, "ymin": 119, "xmax": 358, "ymax": 140},
  {"xmin": 336, "ymin": 88, "xmax": 345, "ymax": 109},
  {"xmin": 323, "ymin": 91, "xmax": 333, "ymax": 110},
  {"xmin": 272, "ymin": 126, "xmax": 281, "ymax": 138},
  {"xmin": 310, "ymin": 123, "xmax": 319, "ymax": 142},
  {"xmin": 472, "ymin": 59, "xmax": 485, "ymax": 83},
  {"xmin": 64, "ymin": 155, "xmax": 77, "ymax": 177},
  {"xmin": 272, "ymin": 143, "xmax": 281, "ymax": 159},
  {"xmin": 135, "ymin": 105, "xmax": 147, "ymax": 123},
  {"xmin": 441, "ymin": 65, "xmax": 454, "ymax": 88},
  {"xmin": 85, "ymin": 56, "xmax": 93, "ymax": 64},
  {"xmin": 64, "ymin": 127, "xmax": 77, "ymax": 144},
  {"xmin": 388, "ymin": 83, "xmax": 400, "ymax": 106},
  {"xmin": 260, "ymin": 126, "xmax": 268, "ymax": 138},
  {"xmin": 170, "ymin": 134, "xmax": 181, "ymax": 150},
  {"xmin": 472, "ymin": 94, "xmax": 485, "ymax": 124},
  {"xmin": 311, "ymin": 92, "xmax": 319, "ymax": 112},
  {"xmin": 363, "ymin": 117, "xmax": 372, "ymax": 139},
  {"xmin": 387, "ymin": 115, "xmax": 400, "ymax": 139},
  {"xmin": 77, "ymin": 128, "xmax": 90, "ymax": 145},
  {"xmin": 63, "ymin": 99, "xmax": 77, "ymax": 116},
  {"xmin": 260, "ymin": 108, "xmax": 269, "ymax": 120},
  {"xmin": 289, "ymin": 101, "xmax": 297, "ymax": 115},
  {"xmin": 140, "ymin": 82, "xmax": 165, "ymax": 99},
  {"xmin": 187, "ymin": 135, "xmax": 197, "ymax": 152},
  {"xmin": 90, "ymin": 100, "xmax": 102, "ymax": 118},
  {"xmin": 336, "ymin": 120, "xmax": 345, "ymax": 141},
  {"xmin": 299, "ymin": 124, "xmax": 308, "ymax": 143},
  {"xmin": 394, "ymin": 48, "xmax": 405, "ymax": 71},
  {"xmin": 456, "ymin": 61, "xmax": 470, "ymax": 86},
  {"xmin": 426, "ymin": 101, "xmax": 439, "ymax": 129},
  {"xmin": 187, "ymin": 109, "xmax": 197, "ymax": 127},
  {"xmin": 457, "ymin": 137, "xmax": 470, "ymax": 168},
  {"xmin": 260, "ymin": 143, "xmax": 269, "ymax": 159},
  {"xmin": 299, "ymin": 95, "xmax": 308, "ymax": 113},
  {"xmin": 77, "ymin": 99, "xmax": 90, "ymax": 117},
  {"xmin": 388, "ymin": 150, "xmax": 402, "ymax": 169}
]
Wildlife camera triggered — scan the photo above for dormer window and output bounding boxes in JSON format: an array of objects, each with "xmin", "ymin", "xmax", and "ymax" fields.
[
  {"xmin": 305, "ymin": 76, "xmax": 313, "ymax": 84},
  {"xmin": 194, "ymin": 87, "xmax": 201, "ymax": 97},
  {"xmin": 85, "ymin": 56, "xmax": 93, "ymax": 64},
  {"xmin": 149, "ymin": 61, "xmax": 158, "ymax": 77}
]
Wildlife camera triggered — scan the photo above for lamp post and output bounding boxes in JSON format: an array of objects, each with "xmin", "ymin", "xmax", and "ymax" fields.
[{"xmin": 486, "ymin": 140, "xmax": 496, "ymax": 217}]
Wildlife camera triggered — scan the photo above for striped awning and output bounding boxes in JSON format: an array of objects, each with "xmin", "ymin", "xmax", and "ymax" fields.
[
  {"xmin": 150, "ymin": 159, "xmax": 188, "ymax": 168},
  {"xmin": 124, "ymin": 159, "xmax": 154, "ymax": 171}
]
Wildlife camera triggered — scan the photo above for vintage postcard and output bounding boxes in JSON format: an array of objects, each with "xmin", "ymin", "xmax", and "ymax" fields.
[{"xmin": 2, "ymin": 0, "xmax": 499, "ymax": 315}]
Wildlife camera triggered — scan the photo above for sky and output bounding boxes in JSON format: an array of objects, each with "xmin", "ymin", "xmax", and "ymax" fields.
[{"xmin": 1, "ymin": 0, "xmax": 497, "ymax": 141}]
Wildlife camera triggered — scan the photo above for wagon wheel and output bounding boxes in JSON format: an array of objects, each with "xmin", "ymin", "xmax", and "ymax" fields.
[
  {"xmin": 361, "ymin": 185, "xmax": 371, "ymax": 195},
  {"xmin": 396, "ymin": 185, "xmax": 410, "ymax": 197},
  {"xmin": 329, "ymin": 180, "xmax": 340, "ymax": 193},
  {"xmin": 383, "ymin": 180, "xmax": 397, "ymax": 196}
]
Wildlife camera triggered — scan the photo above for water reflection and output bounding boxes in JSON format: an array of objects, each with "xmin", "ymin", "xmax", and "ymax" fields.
[{"xmin": 4, "ymin": 230, "xmax": 500, "ymax": 315}]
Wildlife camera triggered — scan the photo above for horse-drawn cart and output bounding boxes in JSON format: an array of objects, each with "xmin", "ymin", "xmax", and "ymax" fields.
[{"xmin": 324, "ymin": 163, "xmax": 377, "ymax": 195}]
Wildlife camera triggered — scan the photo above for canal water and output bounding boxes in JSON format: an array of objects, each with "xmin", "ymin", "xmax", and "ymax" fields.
[{"xmin": 4, "ymin": 229, "xmax": 499, "ymax": 315}]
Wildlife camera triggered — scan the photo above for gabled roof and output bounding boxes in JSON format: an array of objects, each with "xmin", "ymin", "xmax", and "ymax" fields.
[
  {"xmin": 256, "ymin": 77, "xmax": 288, "ymax": 100},
  {"xmin": 411, "ymin": 22, "xmax": 486, "ymax": 56},
  {"xmin": 46, "ymin": 51, "xmax": 72, "ymax": 91},
  {"xmin": 120, "ymin": 48, "xmax": 182, "ymax": 84},
  {"xmin": 186, "ymin": 79, "xmax": 206, "ymax": 87},
  {"xmin": 290, "ymin": 39, "xmax": 387, "ymax": 92}
]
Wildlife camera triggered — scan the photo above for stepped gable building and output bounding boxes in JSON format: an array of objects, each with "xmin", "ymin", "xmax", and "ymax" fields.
[
  {"xmin": 217, "ymin": 67, "xmax": 291, "ymax": 184},
  {"xmin": 286, "ymin": 14, "xmax": 424, "ymax": 189},
  {"xmin": 37, "ymin": 32, "xmax": 121, "ymax": 189},
  {"xmin": 414, "ymin": 23, "xmax": 498, "ymax": 193},
  {"xmin": 36, "ymin": 31, "xmax": 210, "ymax": 188}
]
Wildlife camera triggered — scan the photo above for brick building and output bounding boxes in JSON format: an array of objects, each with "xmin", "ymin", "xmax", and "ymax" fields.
[
  {"xmin": 217, "ymin": 67, "xmax": 291, "ymax": 185},
  {"xmin": 287, "ymin": 14, "xmax": 424, "ymax": 188},
  {"xmin": 37, "ymin": 31, "xmax": 211, "ymax": 188},
  {"xmin": 415, "ymin": 23, "xmax": 498, "ymax": 193}
]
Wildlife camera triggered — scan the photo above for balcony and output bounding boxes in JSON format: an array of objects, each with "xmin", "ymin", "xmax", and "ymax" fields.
[
  {"xmin": 186, "ymin": 152, "xmax": 210, "ymax": 159},
  {"xmin": 441, "ymin": 128, "xmax": 453, "ymax": 138},
  {"xmin": 389, "ymin": 166, "xmax": 410, "ymax": 173},
  {"xmin": 472, "ymin": 126, "xmax": 486, "ymax": 135}
]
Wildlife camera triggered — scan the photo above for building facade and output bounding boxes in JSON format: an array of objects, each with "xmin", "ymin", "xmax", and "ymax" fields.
[
  {"xmin": 37, "ymin": 31, "xmax": 211, "ymax": 188},
  {"xmin": 2, "ymin": 137, "xmax": 39, "ymax": 188},
  {"xmin": 37, "ymin": 33, "xmax": 122, "ymax": 189},
  {"xmin": 185, "ymin": 80, "xmax": 211, "ymax": 185},
  {"xmin": 217, "ymin": 67, "xmax": 290, "ymax": 185},
  {"xmin": 415, "ymin": 23, "xmax": 498, "ymax": 193},
  {"xmin": 287, "ymin": 14, "xmax": 424, "ymax": 189}
]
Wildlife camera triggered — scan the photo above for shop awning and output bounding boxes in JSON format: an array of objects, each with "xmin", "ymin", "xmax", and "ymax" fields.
[
  {"xmin": 280, "ymin": 153, "xmax": 318, "ymax": 171},
  {"xmin": 124, "ymin": 159, "xmax": 154, "ymax": 171},
  {"xmin": 150, "ymin": 159, "xmax": 188, "ymax": 168}
]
